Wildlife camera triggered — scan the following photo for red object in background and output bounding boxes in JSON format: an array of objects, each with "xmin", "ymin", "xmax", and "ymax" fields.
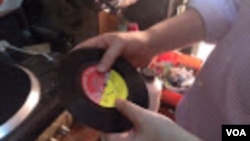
[
  {"xmin": 127, "ymin": 22, "xmax": 139, "ymax": 31},
  {"xmin": 150, "ymin": 51, "xmax": 202, "ymax": 71},
  {"xmin": 0, "ymin": 0, "xmax": 3, "ymax": 5},
  {"xmin": 159, "ymin": 107, "xmax": 176, "ymax": 121},
  {"xmin": 161, "ymin": 89, "xmax": 182, "ymax": 107},
  {"xmin": 150, "ymin": 51, "xmax": 203, "ymax": 120},
  {"xmin": 159, "ymin": 90, "xmax": 182, "ymax": 121}
]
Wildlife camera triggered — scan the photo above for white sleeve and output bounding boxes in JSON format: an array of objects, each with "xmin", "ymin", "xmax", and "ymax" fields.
[{"xmin": 188, "ymin": 0, "xmax": 240, "ymax": 43}]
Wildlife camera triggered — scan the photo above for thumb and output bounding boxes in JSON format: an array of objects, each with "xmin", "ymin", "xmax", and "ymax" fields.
[
  {"xmin": 97, "ymin": 41, "xmax": 124, "ymax": 72},
  {"xmin": 72, "ymin": 35, "xmax": 107, "ymax": 51},
  {"xmin": 115, "ymin": 99, "xmax": 147, "ymax": 127}
]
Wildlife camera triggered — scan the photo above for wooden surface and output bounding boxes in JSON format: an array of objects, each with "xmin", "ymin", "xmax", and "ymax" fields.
[
  {"xmin": 36, "ymin": 111, "xmax": 101, "ymax": 141},
  {"xmin": 62, "ymin": 125, "xmax": 101, "ymax": 141},
  {"xmin": 98, "ymin": 11, "xmax": 119, "ymax": 34},
  {"xmin": 36, "ymin": 111, "xmax": 73, "ymax": 141}
]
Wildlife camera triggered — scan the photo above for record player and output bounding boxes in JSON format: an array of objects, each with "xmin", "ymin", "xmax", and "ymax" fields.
[
  {"xmin": 0, "ymin": 0, "xmax": 167, "ymax": 140},
  {"xmin": 0, "ymin": 0, "xmax": 102, "ymax": 139},
  {"xmin": 0, "ymin": 52, "xmax": 64, "ymax": 141},
  {"xmin": 0, "ymin": 62, "xmax": 40, "ymax": 139},
  {"xmin": 0, "ymin": 0, "xmax": 117, "ymax": 140}
]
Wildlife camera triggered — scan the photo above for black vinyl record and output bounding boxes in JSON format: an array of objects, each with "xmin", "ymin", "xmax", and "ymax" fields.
[{"xmin": 58, "ymin": 48, "xmax": 149, "ymax": 133}]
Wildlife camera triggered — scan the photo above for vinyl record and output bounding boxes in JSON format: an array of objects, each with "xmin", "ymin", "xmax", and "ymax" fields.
[{"xmin": 58, "ymin": 48, "xmax": 149, "ymax": 133}]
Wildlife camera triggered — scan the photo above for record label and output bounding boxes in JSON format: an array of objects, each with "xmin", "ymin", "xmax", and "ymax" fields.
[{"xmin": 81, "ymin": 66, "xmax": 128, "ymax": 108}]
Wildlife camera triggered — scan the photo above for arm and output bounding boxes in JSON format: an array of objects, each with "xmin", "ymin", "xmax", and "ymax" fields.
[
  {"xmin": 144, "ymin": 8, "xmax": 205, "ymax": 55},
  {"xmin": 189, "ymin": 0, "xmax": 240, "ymax": 43},
  {"xmin": 145, "ymin": 0, "xmax": 240, "ymax": 54},
  {"xmin": 75, "ymin": 0, "xmax": 239, "ymax": 72},
  {"xmin": 75, "ymin": 9, "xmax": 205, "ymax": 71}
]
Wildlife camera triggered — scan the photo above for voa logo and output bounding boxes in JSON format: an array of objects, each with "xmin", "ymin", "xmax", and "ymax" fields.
[{"xmin": 226, "ymin": 129, "xmax": 247, "ymax": 136}]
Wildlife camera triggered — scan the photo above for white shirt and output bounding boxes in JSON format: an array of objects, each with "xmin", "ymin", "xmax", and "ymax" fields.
[{"xmin": 176, "ymin": 0, "xmax": 250, "ymax": 141}]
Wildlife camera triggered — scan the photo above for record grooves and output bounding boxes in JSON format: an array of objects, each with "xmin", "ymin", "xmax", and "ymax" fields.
[{"xmin": 58, "ymin": 48, "xmax": 149, "ymax": 133}]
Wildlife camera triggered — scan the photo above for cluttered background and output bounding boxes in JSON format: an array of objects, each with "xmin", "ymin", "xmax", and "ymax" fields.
[{"xmin": 0, "ymin": 0, "xmax": 205, "ymax": 141}]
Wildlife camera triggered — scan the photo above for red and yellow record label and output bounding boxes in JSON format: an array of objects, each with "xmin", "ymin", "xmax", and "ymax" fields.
[{"xmin": 81, "ymin": 66, "xmax": 128, "ymax": 108}]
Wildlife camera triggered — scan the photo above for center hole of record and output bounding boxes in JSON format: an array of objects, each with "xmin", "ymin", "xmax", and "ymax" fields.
[{"xmin": 81, "ymin": 66, "xmax": 128, "ymax": 108}]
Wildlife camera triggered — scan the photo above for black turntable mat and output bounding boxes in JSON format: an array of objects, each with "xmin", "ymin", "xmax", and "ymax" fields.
[{"xmin": 0, "ymin": 62, "xmax": 31, "ymax": 125}]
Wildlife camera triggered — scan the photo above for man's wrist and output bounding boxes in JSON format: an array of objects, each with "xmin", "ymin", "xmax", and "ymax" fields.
[{"xmin": 143, "ymin": 29, "xmax": 162, "ymax": 57}]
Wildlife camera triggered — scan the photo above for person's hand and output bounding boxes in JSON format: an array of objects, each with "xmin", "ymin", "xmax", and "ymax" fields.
[
  {"xmin": 74, "ymin": 31, "xmax": 155, "ymax": 72},
  {"xmin": 101, "ymin": 78, "xmax": 162, "ymax": 141},
  {"xmin": 117, "ymin": 0, "xmax": 138, "ymax": 8},
  {"xmin": 95, "ymin": 0, "xmax": 138, "ymax": 8},
  {"xmin": 101, "ymin": 99, "xmax": 202, "ymax": 141}
]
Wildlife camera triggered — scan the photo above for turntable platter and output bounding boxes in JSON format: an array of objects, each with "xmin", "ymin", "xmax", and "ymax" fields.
[
  {"xmin": 0, "ymin": 62, "xmax": 40, "ymax": 139},
  {"xmin": 0, "ymin": 63, "xmax": 30, "ymax": 125}
]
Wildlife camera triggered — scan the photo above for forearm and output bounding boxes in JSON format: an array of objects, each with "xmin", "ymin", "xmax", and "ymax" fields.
[{"xmin": 144, "ymin": 8, "xmax": 205, "ymax": 55}]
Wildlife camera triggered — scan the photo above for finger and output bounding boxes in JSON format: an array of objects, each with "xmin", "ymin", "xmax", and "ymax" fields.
[
  {"xmin": 115, "ymin": 99, "xmax": 147, "ymax": 127},
  {"xmin": 118, "ymin": 0, "xmax": 138, "ymax": 8},
  {"xmin": 97, "ymin": 41, "xmax": 124, "ymax": 72},
  {"xmin": 102, "ymin": 132, "xmax": 131, "ymax": 141},
  {"xmin": 73, "ymin": 35, "xmax": 107, "ymax": 51}
]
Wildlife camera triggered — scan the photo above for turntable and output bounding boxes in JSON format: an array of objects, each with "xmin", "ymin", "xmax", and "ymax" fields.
[
  {"xmin": 0, "ymin": 54, "xmax": 64, "ymax": 141},
  {"xmin": 0, "ymin": 62, "xmax": 40, "ymax": 139}
]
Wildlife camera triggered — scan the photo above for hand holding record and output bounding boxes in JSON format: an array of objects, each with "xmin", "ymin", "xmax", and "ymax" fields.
[
  {"xmin": 58, "ymin": 48, "xmax": 149, "ymax": 133},
  {"xmin": 102, "ymin": 99, "xmax": 202, "ymax": 141},
  {"xmin": 74, "ymin": 31, "xmax": 155, "ymax": 72}
]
